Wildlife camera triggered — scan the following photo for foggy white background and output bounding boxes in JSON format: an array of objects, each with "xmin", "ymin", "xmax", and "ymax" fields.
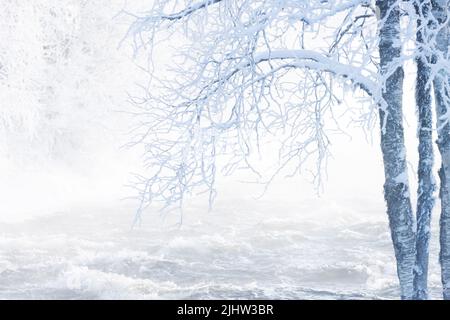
[{"xmin": 0, "ymin": 0, "xmax": 442, "ymax": 299}]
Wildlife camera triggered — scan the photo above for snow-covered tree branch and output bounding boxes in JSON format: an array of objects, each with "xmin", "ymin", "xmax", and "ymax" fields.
[{"xmin": 126, "ymin": 0, "xmax": 379, "ymax": 213}]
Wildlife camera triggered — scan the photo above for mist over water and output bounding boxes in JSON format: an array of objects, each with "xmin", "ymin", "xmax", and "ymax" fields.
[
  {"xmin": 0, "ymin": 136, "xmax": 443, "ymax": 300},
  {"xmin": 0, "ymin": 192, "xmax": 443, "ymax": 299}
]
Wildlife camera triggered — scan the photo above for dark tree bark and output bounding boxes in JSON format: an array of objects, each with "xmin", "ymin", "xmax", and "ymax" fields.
[
  {"xmin": 413, "ymin": 0, "xmax": 436, "ymax": 300},
  {"xmin": 431, "ymin": 0, "xmax": 450, "ymax": 300},
  {"xmin": 377, "ymin": 0, "xmax": 417, "ymax": 300}
]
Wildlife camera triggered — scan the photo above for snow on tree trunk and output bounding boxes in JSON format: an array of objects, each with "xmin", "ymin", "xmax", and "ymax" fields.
[
  {"xmin": 431, "ymin": 0, "xmax": 450, "ymax": 300},
  {"xmin": 434, "ymin": 73, "xmax": 450, "ymax": 300},
  {"xmin": 377, "ymin": 0, "xmax": 416, "ymax": 300},
  {"xmin": 413, "ymin": 0, "xmax": 436, "ymax": 300}
]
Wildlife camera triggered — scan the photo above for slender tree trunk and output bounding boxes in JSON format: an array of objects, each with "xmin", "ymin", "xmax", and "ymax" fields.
[
  {"xmin": 377, "ymin": 0, "xmax": 417, "ymax": 300},
  {"xmin": 413, "ymin": 0, "xmax": 435, "ymax": 300},
  {"xmin": 434, "ymin": 74, "xmax": 450, "ymax": 300},
  {"xmin": 431, "ymin": 0, "xmax": 450, "ymax": 300}
]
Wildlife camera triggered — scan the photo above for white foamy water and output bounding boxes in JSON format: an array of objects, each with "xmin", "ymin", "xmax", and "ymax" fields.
[{"xmin": 0, "ymin": 194, "xmax": 443, "ymax": 300}]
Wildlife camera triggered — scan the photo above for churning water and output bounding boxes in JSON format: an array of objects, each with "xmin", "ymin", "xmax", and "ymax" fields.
[{"xmin": 0, "ymin": 195, "xmax": 443, "ymax": 300}]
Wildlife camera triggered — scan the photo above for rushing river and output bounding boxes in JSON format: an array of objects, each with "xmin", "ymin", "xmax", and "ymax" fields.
[{"xmin": 0, "ymin": 195, "xmax": 443, "ymax": 300}]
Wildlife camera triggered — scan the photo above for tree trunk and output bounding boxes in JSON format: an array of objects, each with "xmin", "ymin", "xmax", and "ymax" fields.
[
  {"xmin": 434, "ymin": 74, "xmax": 450, "ymax": 300},
  {"xmin": 413, "ymin": 0, "xmax": 435, "ymax": 300},
  {"xmin": 431, "ymin": 0, "xmax": 450, "ymax": 300},
  {"xmin": 377, "ymin": 0, "xmax": 417, "ymax": 300}
]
